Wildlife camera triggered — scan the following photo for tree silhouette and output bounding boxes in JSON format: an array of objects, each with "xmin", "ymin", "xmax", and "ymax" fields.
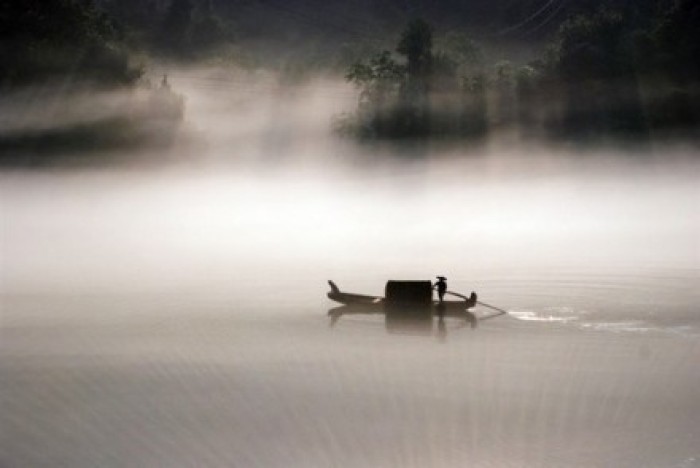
[
  {"xmin": 159, "ymin": 0, "xmax": 193, "ymax": 52},
  {"xmin": 346, "ymin": 51, "xmax": 405, "ymax": 136},
  {"xmin": 544, "ymin": 8, "xmax": 646, "ymax": 135},
  {"xmin": 0, "ymin": 0, "xmax": 140, "ymax": 87},
  {"xmin": 397, "ymin": 19, "xmax": 433, "ymax": 84},
  {"xmin": 652, "ymin": 0, "xmax": 700, "ymax": 86},
  {"xmin": 396, "ymin": 19, "xmax": 434, "ymax": 135}
]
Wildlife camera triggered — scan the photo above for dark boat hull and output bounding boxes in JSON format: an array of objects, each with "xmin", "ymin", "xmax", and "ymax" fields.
[{"xmin": 327, "ymin": 280, "xmax": 476, "ymax": 316}]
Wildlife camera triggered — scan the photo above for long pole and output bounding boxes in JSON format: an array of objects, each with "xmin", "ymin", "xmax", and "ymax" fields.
[
  {"xmin": 476, "ymin": 301, "xmax": 509, "ymax": 315},
  {"xmin": 445, "ymin": 290, "xmax": 469, "ymax": 300},
  {"xmin": 446, "ymin": 290, "xmax": 509, "ymax": 316}
]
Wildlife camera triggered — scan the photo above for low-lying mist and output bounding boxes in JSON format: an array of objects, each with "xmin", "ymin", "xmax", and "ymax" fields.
[
  {"xmin": 3, "ymin": 5, "xmax": 699, "ymax": 467},
  {"xmin": 1, "ymin": 67, "xmax": 698, "ymax": 298},
  {"xmin": 0, "ymin": 76, "xmax": 184, "ymax": 163},
  {"xmin": 2, "ymin": 69, "xmax": 700, "ymax": 298}
]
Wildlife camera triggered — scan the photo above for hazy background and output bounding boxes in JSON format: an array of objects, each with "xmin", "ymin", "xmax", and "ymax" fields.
[
  {"xmin": 2, "ymin": 2, "xmax": 699, "ymax": 467},
  {"xmin": 2, "ymin": 68, "xmax": 698, "ymax": 323}
]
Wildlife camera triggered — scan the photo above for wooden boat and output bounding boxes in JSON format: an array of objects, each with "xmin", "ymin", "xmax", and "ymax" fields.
[
  {"xmin": 327, "ymin": 281, "xmax": 508, "ymax": 334},
  {"xmin": 327, "ymin": 280, "xmax": 478, "ymax": 317}
]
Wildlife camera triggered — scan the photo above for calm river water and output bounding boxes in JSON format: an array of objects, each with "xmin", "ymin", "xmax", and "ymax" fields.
[{"xmin": 1, "ymin": 74, "xmax": 699, "ymax": 467}]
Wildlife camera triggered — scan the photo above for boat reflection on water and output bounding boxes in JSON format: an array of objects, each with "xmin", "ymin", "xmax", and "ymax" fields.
[
  {"xmin": 386, "ymin": 306, "xmax": 435, "ymax": 336},
  {"xmin": 328, "ymin": 304, "xmax": 478, "ymax": 338},
  {"xmin": 326, "ymin": 280, "xmax": 505, "ymax": 339}
]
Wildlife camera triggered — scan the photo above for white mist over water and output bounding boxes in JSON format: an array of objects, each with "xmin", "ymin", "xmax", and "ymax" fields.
[
  {"xmin": 2, "ymin": 69, "xmax": 699, "ymax": 468},
  {"xmin": 2, "ymin": 69, "xmax": 699, "ymax": 329},
  {"xmin": 2, "ymin": 69, "xmax": 698, "ymax": 335},
  {"xmin": 2, "ymin": 153, "xmax": 697, "ymax": 333}
]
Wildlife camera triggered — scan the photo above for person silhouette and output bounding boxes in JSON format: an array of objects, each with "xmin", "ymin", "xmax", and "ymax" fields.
[{"xmin": 434, "ymin": 276, "xmax": 447, "ymax": 303}]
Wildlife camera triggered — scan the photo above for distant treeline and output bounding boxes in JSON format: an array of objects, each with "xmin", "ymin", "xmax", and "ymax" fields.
[
  {"xmin": 1, "ymin": 0, "xmax": 698, "ymax": 149},
  {"xmin": 1, "ymin": 0, "xmax": 243, "ymax": 87},
  {"xmin": 1, "ymin": 0, "xmax": 140, "ymax": 87},
  {"xmin": 0, "ymin": 0, "xmax": 186, "ymax": 158},
  {"xmin": 97, "ymin": 0, "xmax": 235, "ymax": 59},
  {"xmin": 337, "ymin": 1, "xmax": 699, "ymax": 140}
]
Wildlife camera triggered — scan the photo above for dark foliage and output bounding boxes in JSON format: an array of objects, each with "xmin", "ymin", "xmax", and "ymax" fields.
[
  {"xmin": 342, "ymin": 19, "xmax": 489, "ymax": 140},
  {"xmin": 527, "ymin": 2, "xmax": 700, "ymax": 137},
  {"xmin": 0, "ymin": 0, "xmax": 141, "ymax": 87},
  {"xmin": 0, "ymin": 78, "xmax": 185, "ymax": 162},
  {"xmin": 397, "ymin": 19, "xmax": 433, "ymax": 84},
  {"xmin": 544, "ymin": 9, "xmax": 648, "ymax": 136},
  {"xmin": 100, "ymin": 0, "xmax": 234, "ymax": 58},
  {"xmin": 651, "ymin": 0, "xmax": 700, "ymax": 85},
  {"xmin": 0, "ymin": 1, "xmax": 187, "ymax": 161},
  {"xmin": 158, "ymin": 0, "xmax": 194, "ymax": 51}
]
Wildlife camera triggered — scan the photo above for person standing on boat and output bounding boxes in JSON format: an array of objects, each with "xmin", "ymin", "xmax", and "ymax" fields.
[{"xmin": 434, "ymin": 276, "xmax": 447, "ymax": 303}]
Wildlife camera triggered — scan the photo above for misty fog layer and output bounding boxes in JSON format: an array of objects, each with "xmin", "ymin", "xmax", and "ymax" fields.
[
  {"xmin": 2, "ymin": 67, "xmax": 699, "ymax": 468},
  {"xmin": 3, "ymin": 2, "xmax": 699, "ymax": 466},
  {"xmin": 2, "ymin": 69, "xmax": 698, "ymax": 296},
  {"xmin": 2, "ymin": 155, "xmax": 698, "ymax": 291}
]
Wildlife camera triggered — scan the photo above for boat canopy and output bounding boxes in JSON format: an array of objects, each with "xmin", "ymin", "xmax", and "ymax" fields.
[{"xmin": 385, "ymin": 281, "xmax": 433, "ymax": 305}]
